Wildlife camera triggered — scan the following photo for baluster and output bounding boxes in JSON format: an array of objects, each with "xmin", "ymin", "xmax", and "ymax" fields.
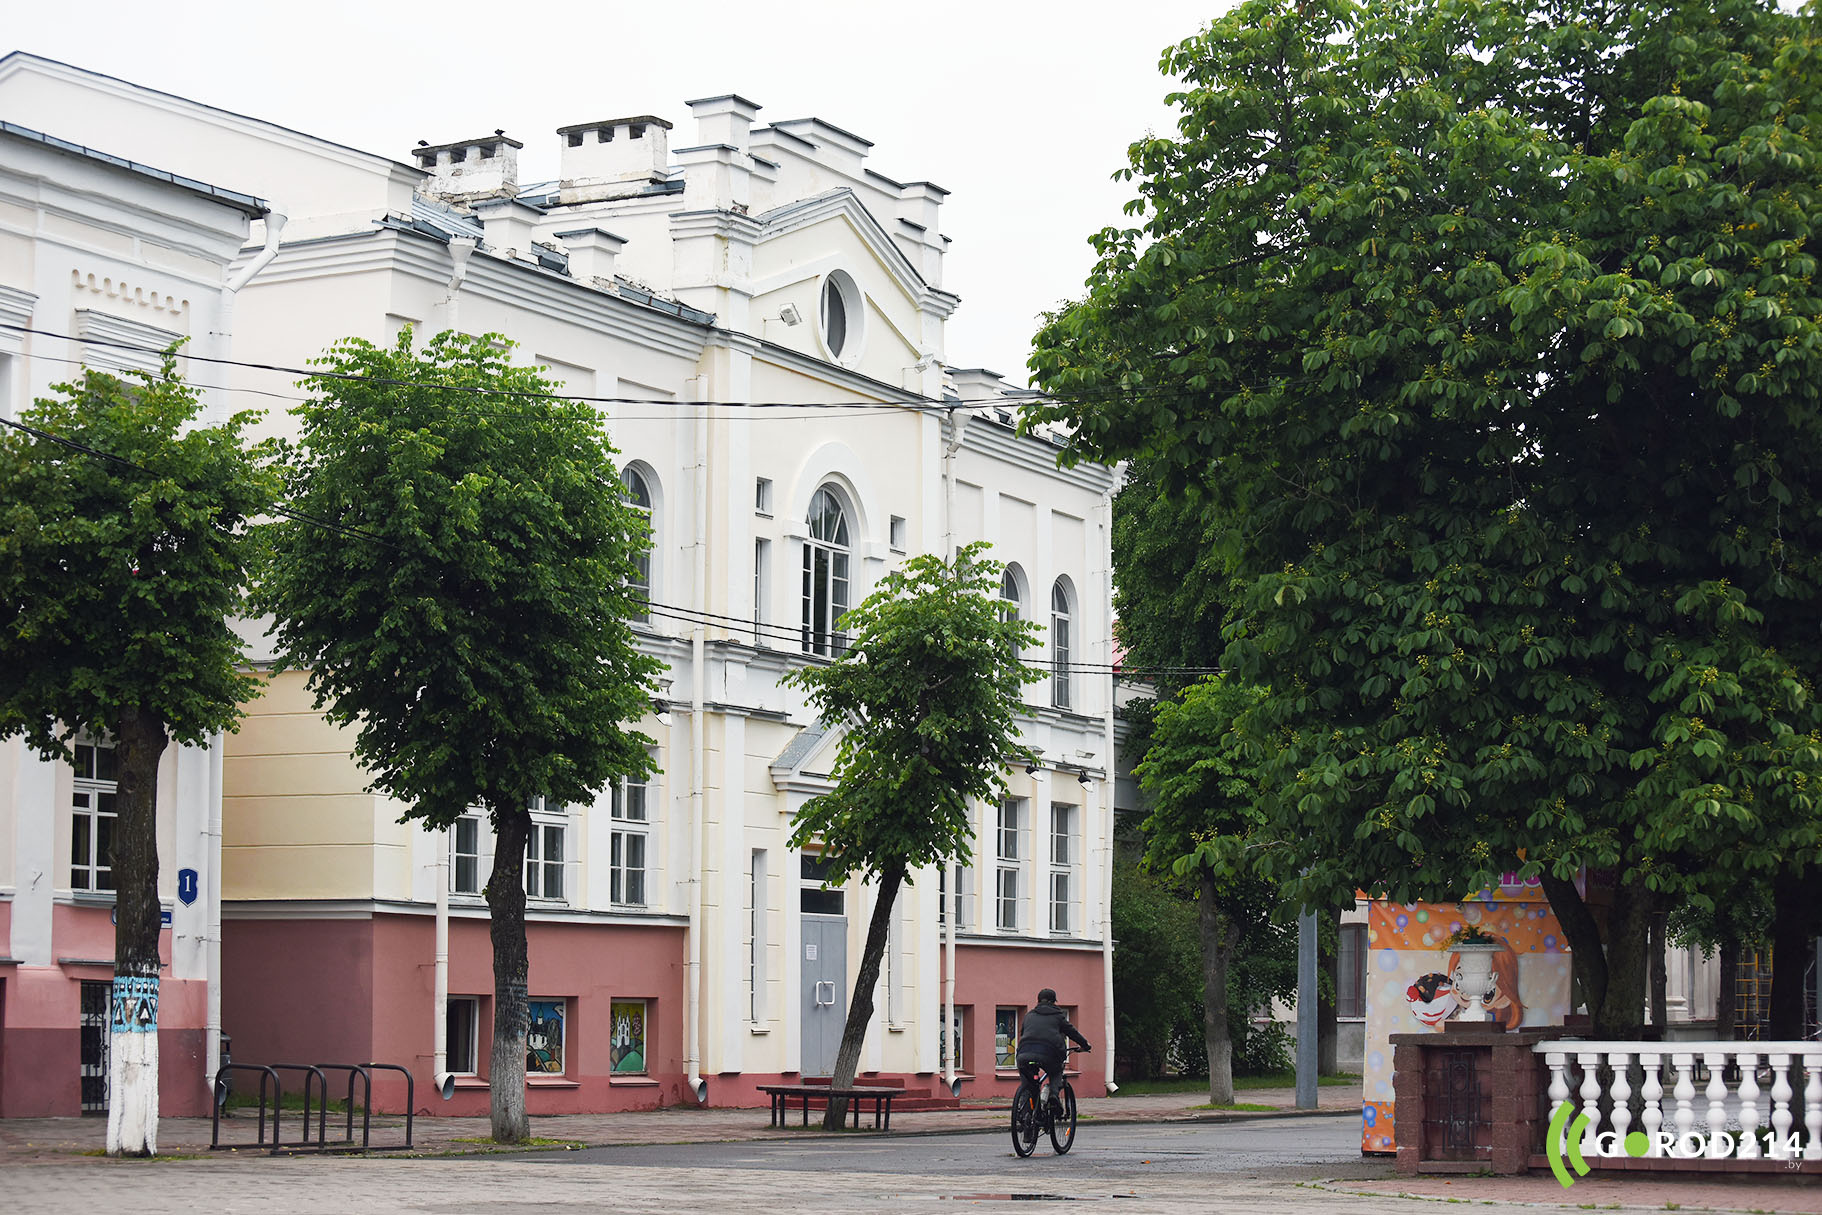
[
  {"xmin": 1544, "ymin": 1051, "xmax": 1570, "ymax": 1121},
  {"xmin": 1737, "ymin": 1051, "xmax": 1761, "ymax": 1158},
  {"xmin": 1672, "ymin": 1052, "xmax": 1698, "ymax": 1157},
  {"xmin": 1578, "ymin": 1051, "xmax": 1605, "ymax": 1158},
  {"xmin": 1804, "ymin": 1051, "xmax": 1822, "ymax": 1161},
  {"xmin": 1768, "ymin": 1053, "xmax": 1793, "ymax": 1161},
  {"xmin": 1705, "ymin": 1051, "xmax": 1730, "ymax": 1159},
  {"xmin": 1609, "ymin": 1051, "xmax": 1633, "ymax": 1152},
  {"xmin": 1640, "ymin": 1051, "xmax": 1664, "ymax": 1158}
]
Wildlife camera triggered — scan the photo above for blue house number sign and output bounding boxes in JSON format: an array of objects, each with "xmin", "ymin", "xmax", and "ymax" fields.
[{"xmin": 177, "ymin": 868, "xmax": 199, "ymax": 907}]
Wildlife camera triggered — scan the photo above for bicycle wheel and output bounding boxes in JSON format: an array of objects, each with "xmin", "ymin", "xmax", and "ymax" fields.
[
  {"xmin": 1010, "ymin": 1084, "xmax": 1039, "ymax": 1157},
  {"xmin": 1048, "ymin": 1082, "xmax": 1077, "ymax": 1155}
]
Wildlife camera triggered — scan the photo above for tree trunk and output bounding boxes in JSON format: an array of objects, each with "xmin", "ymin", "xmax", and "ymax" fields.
[
  {"xmin": 1541, "ymin": 872, "xmax": 1607, "ymax": 1021},
  {"xmin": 1769, "ymin": 871, "xmax": 1814, "ymax": 1041},
  {"xmin": 822, "ymin": 866, "xmax": 904, "ymax": 1130},
  {"xmin": 1597, "ymin": 880, "xmax": 1658, "ymax": 1039},
  {"xmin": 107, "ymin": 706, "xmax": 169, "ymax": 1157},
  {"xmin": 485, "ymin": 802, "xmax": 532, "ymax": 1143},
  {"xmin": 1649, "ymin": 909, "xmax": 1668, "ymax": 1035},
  {"xmin": 1717, "ymin": 938, "xmax": 1739, "ymax": 1040},
  {"xmin": 1542, "ymin": 871, "xmax": 1656, "ymax": 1038},
  {"xmin": 1317, "ymin": 907, "xmax": 1339, "ymax": 1075},
  {"xmin": 1199, "ymin": 870, "xmax": 1240, "ymax": 1107}
]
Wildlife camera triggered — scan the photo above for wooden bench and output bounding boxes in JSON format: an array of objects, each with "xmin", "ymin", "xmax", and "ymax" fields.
[{"xmin": 757, "ymin": 1084, "xmax": 906, "ymax": 1130}]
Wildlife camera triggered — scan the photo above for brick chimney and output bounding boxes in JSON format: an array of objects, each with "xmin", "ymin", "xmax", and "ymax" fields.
[
  {"xmin": 413, "ymin": 132, "xmax": 523, "ymax": 203},
  {"xmin": 557, "ymin": 116, "xmax": 673, "ymax": 205}
]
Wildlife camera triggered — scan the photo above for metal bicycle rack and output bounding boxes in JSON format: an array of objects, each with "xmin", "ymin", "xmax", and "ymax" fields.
[
  {"xmin": 210, "ymin": 1060, "xmax": 418, "ymax": 1153},
  {"xmin": 211, "ymin": 1064, "xmax": 284, "ymax": 1151}
]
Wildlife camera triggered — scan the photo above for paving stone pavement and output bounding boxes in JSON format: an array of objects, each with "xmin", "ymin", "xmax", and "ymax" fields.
[{"xmin": 3, "ymin": 1088, "xmax": 1818, "ymax": 1214}]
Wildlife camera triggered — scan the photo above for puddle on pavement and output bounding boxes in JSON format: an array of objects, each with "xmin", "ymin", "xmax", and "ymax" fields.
[{"xmin": 899, "ymin": 1194, "xmax": 1142, "ymax": 1202}]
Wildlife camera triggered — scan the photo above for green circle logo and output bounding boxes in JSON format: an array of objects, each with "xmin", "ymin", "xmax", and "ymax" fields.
[{"xmin": 1623, "ymin": 1131, "xmax": 1650, "ymax": 1158}]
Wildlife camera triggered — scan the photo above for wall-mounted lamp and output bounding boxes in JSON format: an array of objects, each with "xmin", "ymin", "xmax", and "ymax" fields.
[
  {"xmin": 652, "ymin": 699, "xmax": 673, "ymax": 727},
  {"xmin": 777, "ymin": 303, "xmax": 804, "ymax": 326},
  {"xmin": 1076, "ymin": 771, "xmax": 1093, "ymax": 787},
  {"xmin": 1024, "ymin": 762, "xmax": 1041, "ymax": 776}
]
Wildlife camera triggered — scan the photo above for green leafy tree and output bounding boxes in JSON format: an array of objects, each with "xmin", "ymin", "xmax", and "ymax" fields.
[
  {"xmin": 1031, "ymin": 0, "xmax": 1822, "ymax": 1038},
  {"xmin": 255, "ymin": 330, "xmax": 660, "ymax": 1142},
  {"xmin": 784, "ymin": 542, "xmax": 1039, "ymax": 1128},
  {"xmin": 0, "ymin": 355, "xmax": 278, "ymax": 1154},
  {"xmin": 1136, "ymin": 674, "xmax": 1293, "ymax": 1104}
]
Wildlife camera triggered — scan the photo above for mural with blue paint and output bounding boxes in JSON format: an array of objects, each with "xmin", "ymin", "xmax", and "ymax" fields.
[{"xmin": 110, "ymin": 975, "xmax": 158, "ymax": 1033}]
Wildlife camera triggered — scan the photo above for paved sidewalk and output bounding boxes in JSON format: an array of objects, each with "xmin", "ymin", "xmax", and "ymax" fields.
[{"xmin": 0, "ymin": 1084, "xmax": 1357, "ymax": 1163}]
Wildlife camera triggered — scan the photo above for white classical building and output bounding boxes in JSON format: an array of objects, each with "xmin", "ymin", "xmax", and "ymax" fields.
[
  {"xmin": 0, "ymin": 53, "xmax": 1119, "ymax": 1115},
  {"xmin": 0, "ymin": 110, "xmax": 269, "ymax": 1117}
]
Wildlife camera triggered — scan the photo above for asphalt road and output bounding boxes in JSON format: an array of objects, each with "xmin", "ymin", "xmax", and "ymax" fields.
[{"xmin": 509, "ymin": 1113, "xmax": 1385, "ymax": 1186}]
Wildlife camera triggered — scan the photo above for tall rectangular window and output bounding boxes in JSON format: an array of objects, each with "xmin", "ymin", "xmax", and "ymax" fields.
[
  {"xmin": 1337, "ymin": 922, "xmax": 1368, "ymax": 1020},
  {"xmin": 995, "ymin": 799, "xmax": 1022, "ymax": 932},
  {"xmin": 749, "ymin": 850, "xmax": 767, "ymax": 1023},
  {"xmin": 995, "ymin": 1007, "xmax": 1020, "ymax": 1070},
  {"xmin": 754, "ymin": 538, "xmax": 771, "ymax": 643},
  {"xmin": 523, "ymin": 797, "xmax": 565, "ymax": 901},
  {"xmin": 938, "ymin": 863, "xmax": 970, "ymax": 929},
  {"xmin": 446, "ymin": 997, "xmax": 479, "ymax": 1074},
  {"xmin": 1049, "ymin": 802, "xmax": 1075, "ymax": 934},
  {"xmin": 526, "ymin": 999, "xmax": 566, "ymax": 1075},
  {"xmin": 451, "ymin": 813, "xmax": 483, "ymax": 894},
  {"xmin": 611, "ymin": 999, "xmax": 648, "ymax": 1073},
  {"xmin": 70, "ymin": 741, "xmax": 117, "ymax": 892},
  {"xmin": 610, "ymin": 765, "xmax": 650, "ymax": 906}
]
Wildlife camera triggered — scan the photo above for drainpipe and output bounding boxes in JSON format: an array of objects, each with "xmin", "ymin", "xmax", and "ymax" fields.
[
  {"xmin": 204, "ymin": 732, "xmax": 225, "ymax": 1100},
  {"xmin": 205, "ymin": 211, "xmax": 286, "ymax": 1091},
  {"xmin": 941, "ymin": 406, "xmax": 968, "ymax": 1098},
  {"xmin": 686, "ymin": 374, "xmax": 709, "ymax": 1104},
  {"xmin": 433, "ymin": 828, "xmax": 453, "ymax": 1100},
  {"xmin": 441, "ymin": 237, "xmax": 477, "ymax": 331},
  {"xmin": 1099, "ymin": 464, "xmax": 1126, "ymax": 1095}
]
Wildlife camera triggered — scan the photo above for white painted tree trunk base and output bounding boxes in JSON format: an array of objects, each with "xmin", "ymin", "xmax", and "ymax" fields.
[{"xmin": 106, "ymin": 1027, "xmax": 159, "ymax": 1156}]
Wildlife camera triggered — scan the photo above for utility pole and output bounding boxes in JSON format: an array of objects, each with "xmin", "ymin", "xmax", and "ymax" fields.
[{"xmin": 1295, "ymin": 907, "xmax": 1319, "ymax": 1109}]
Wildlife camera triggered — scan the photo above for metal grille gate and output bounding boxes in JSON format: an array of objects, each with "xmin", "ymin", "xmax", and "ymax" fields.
[{"xmin": 79, "ymin": 980, "xmax": 109, "ymax": 1114}]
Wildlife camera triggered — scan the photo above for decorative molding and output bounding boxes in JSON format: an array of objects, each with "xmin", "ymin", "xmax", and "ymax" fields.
[
  {"xmin": 0, "ymin": 283, "xmax": 34, "ymax": 354},
  {"xmin": 73, "ymin": 306, "xmax": 183, "ymax": 373}
]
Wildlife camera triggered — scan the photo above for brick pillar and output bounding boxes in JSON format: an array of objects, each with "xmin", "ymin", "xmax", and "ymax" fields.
[{"xmin": 1392, "ymin": 1028, "xmax": 1567, "ymax": 1176}]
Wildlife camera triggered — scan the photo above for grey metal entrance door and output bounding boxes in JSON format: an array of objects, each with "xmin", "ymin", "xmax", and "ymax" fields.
[{"xmin": 800, "ymin": 915, "xmax": 847, "ymax": 1077}]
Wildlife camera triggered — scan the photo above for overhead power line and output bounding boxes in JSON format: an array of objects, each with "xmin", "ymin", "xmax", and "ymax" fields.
[
  {"xmin": 1, "ymin": 415, "xmax": 1219, "ymax": 677},
  {"xmin": 2, "ymin": 321, "xmax": 1283, "ymax": 415}
]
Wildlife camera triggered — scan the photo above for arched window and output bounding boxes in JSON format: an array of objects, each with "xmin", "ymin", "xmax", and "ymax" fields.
[
  {"xmin": 1050, "ymin": 578, "xmax": 1073, "ymax": 710},
  {"xmin": 622, "ymin": 466, "xmax": 652, "ymax": 623},
  {"xmin": 1000, "ymin": 568, "xmax": 1023, "ymax": 623},
  {"xmin": 801, "ymin": 486, "xmax": 851, "ymax": 656}
]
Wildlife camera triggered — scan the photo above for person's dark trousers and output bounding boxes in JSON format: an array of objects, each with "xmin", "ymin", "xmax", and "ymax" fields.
[{"xmin": 1017, "ymin": 1049, "xmax": 1062, "ymax": 1104}]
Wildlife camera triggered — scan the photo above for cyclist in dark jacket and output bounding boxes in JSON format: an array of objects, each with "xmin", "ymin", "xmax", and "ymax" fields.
[{"xmin": 1015, "ymin": 988, "xmax": 1091, "ymax": 1108}]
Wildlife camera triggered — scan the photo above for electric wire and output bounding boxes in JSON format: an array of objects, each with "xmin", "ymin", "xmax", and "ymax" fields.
[{"xmin": 1, "ymin": 322, "xmax": 1293, "ymax": 414}]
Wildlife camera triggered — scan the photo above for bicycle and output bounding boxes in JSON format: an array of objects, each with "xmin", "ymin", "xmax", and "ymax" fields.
[{"xmin": 1010, "ymin": 1045, "xmax": 1084, "ymax": 1157}]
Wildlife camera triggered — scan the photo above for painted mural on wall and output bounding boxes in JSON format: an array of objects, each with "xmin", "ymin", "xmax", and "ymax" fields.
[
  {"xmin": 1360, "ymin": 877, "xmax": 1574, "ymax": 1154},
  {"xmin": 526, "ymin": 1000, "xmax": 565, "ymax": 1075},
  {"xmin": 610, "ymin": 1000, "xmax": 647, "ymax": 1074}
]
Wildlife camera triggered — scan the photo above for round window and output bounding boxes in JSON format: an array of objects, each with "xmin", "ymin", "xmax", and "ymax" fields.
[{"xmin": 820, "ymin": 271, "xmax": 862, "ymax": 363}]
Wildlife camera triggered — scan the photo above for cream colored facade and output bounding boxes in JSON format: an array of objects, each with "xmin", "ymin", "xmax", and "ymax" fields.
[{"xmin": 0, "ymin": 56, "xmax": 1117, "ymax": 1108}]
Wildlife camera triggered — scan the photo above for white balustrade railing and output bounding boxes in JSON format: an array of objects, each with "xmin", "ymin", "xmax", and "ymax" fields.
[{"xmin": 1535, "ymin": 1040, "xmax": 1822, "ymax": 1163}]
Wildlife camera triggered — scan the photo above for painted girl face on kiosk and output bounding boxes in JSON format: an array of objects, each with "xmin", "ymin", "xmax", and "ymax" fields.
[{"xmin": 1405, "ymin": 972, "xmax": 1458, "ymax": 1028}]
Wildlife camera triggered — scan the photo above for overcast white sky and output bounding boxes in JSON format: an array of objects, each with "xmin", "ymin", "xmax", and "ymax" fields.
[{"xmin": 5, "ymin": 0, "xmax": 1231, "ymax": 388}]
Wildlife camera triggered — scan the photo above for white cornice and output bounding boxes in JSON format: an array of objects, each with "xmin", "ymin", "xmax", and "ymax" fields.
[
  {"xmin": 962, "ymin": 418, "xmax": 1117, "ymax": 494},
  {"xmin": 752, "ymin": 190, "xmax": 958, "ymax": 318},
  {"xmin": 0, "ymin": 54, "xmax": 421, "ymax": 192},
  {"xmin": 254, "ymin": 228, "xmax": 711, "ymax": 361}
]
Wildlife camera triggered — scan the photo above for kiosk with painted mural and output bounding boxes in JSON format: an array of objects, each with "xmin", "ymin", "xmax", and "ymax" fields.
[{"xmin": 1360, "ymin": 876, "xmax": 1574, "ymax": 1153}]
